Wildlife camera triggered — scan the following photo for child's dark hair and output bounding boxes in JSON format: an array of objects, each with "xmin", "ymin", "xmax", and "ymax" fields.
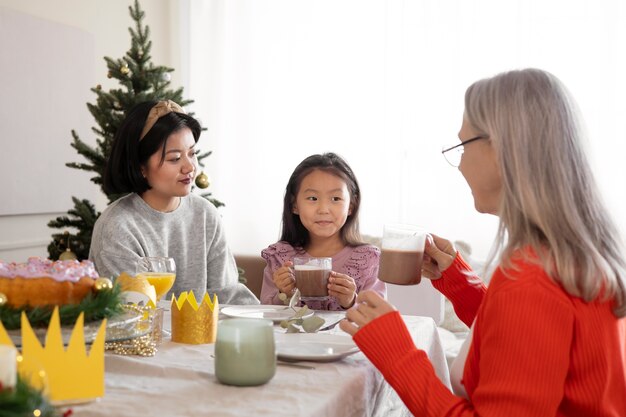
[
  {"xmin": 280, "ymin": 152, "xmax": 364, "ymax": 248},
  {"xmin": 103, "ymin": 100, "xmax": 202, "ymax": 195}
]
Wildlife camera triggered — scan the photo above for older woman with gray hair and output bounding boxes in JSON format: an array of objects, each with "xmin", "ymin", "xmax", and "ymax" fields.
[{"xmin": 341, "ymin": 69, "xmax": 626, "ymax": 416}]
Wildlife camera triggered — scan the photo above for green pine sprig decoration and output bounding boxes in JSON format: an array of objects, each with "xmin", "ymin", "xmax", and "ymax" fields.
[
  {"xmin": 0, "ymin": 285, "xmax": 123, "ymax": 331},
  {"xmin": 47, "ymin": 198, "xmax": 100, "ymax": 261},
  {"xmin": 0, "ymin": 376, "xmax": 59, "ymax": 417}
]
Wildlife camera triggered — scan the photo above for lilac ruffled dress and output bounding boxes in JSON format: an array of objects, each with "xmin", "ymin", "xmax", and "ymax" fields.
[{"xmin": 260, "ymin": 241, "xmax": 387, "ymax": 310}]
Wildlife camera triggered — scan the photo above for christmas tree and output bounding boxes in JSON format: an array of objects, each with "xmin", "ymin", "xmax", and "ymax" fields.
[{"xmin": 47, "ymin": 0, "xmax": 221, "ymax": 261}]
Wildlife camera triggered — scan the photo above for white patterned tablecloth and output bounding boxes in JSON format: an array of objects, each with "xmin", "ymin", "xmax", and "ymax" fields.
[{"xmin": 72, "ymin": 308, "xmax": 449, "ymax": 417}]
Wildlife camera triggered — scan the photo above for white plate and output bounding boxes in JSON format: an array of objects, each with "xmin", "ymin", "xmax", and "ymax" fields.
[
  {"xmin": 275, "ymin": 333, "xmax": 360, "ymax": 362},
  {"xmin": 221, "ymin": 305, "xmax": 313, "ymax": 322}
]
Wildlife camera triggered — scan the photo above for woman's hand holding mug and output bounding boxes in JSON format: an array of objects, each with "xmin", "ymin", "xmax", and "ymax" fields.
[
  {"xmin": 339, "ymin": 291, "xmax": 396, "ymax": 336},
  {"xmin": 421, "ymin": 234, "xmax": 457, "ymax": 280}
]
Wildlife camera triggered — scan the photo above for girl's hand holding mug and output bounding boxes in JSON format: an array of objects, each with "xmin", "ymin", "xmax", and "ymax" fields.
[
  {"xmin": 340, "ymin": 290, "xmax": 396, "ymax": 336},
  {"xmin": 328, "ymin": 271, "xmax": 357, "ymax": 308},
  {"xmin": 272, "ymin": 261, "xmax": 296, "ymax": 295}
]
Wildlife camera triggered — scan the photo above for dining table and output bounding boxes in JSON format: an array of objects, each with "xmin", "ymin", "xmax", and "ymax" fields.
[{"xmin": 72, "ymin": 305, "xmax": 450, "ymax": 417}]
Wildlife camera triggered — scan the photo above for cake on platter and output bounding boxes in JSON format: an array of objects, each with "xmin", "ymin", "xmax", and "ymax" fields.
[
  {"xmin": 0, "ymin": 257, "xmax": 123, "ymax": 331},
  {"xmin": 0, "ymin": 257, "xmax": 99, "ymax": 308}
]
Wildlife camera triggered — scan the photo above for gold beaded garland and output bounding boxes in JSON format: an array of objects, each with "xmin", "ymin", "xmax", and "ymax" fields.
[
  {"xmin": 0, "ymin": 292, "xmax": 7, "ymax": 307},
  {"xmin": 104, "ymin": 304, "xmax": 157, "ymax": 356},
  {"xmin": 94, "ymin": 277, "xmax": 113, "ymax": 292},
  {"xmin": 105, "ymin": 334, "xmax": 156, "ymax": 357}
]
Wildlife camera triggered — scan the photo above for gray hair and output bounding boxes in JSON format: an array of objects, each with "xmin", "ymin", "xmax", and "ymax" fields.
[{"xmin": 465, "ymin": 68, "xmax": 626, "ymax": 317}]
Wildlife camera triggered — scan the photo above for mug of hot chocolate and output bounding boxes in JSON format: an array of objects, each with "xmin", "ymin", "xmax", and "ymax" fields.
[
  {"xmin": 293, "ymin": 257, "xmax": 332, "ymax": 300},
  {"xmin": 378, "ymin": 224, "xmax": 427, "ymax": 285}
]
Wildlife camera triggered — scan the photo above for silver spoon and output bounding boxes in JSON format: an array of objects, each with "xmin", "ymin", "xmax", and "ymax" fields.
[{"xmin": 281, "ymin": 288, "xmax": 301, "ymax": 310}]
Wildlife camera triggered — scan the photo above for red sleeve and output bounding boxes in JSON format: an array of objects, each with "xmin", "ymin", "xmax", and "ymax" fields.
[
  {"xmin": 354, "ymin": 311, "xmax": 467, "ymax": 415},
  {"xmin": 432, "ymin": 253, "xmax": 486, "ymax": 327},
  {"xmin": 354, "ymin": 277, "xmax": 574, "ymax": 416}
]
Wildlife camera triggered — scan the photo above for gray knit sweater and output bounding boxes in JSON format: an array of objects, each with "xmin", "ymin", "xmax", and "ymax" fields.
[{"xmin": 89, "ymin": 193, "xmax": 259, "ymax": 305}]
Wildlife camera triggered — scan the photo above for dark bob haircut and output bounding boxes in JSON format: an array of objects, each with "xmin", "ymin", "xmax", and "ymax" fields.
[
  {"xmin": 280, "ymin": 152, "xmax": 364, "ymax": 248},
  {"xmin": 103, "ymin": 100, "xmax": 202, "ymax": 196}
]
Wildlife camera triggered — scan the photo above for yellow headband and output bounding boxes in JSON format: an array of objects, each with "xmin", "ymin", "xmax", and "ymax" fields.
[{"xmin": 140, "ymin": 100, "xmax": 186, "ymax": 140}]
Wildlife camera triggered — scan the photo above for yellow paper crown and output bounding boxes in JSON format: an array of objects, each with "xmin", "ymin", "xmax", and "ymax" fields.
[
  {"xmin": 0, "ymin": 307, "xmax": 105, "ymax": 403},
  {"xmin": 171, "ymin": 291, "xmax": 218, "ymax": 344}
]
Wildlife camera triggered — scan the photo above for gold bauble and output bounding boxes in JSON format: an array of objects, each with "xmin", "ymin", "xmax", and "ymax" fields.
[
  {"xmin": 120, "ymin": 64, "xmax": 130, "ymax": 75},
  {"xmin": 107, "ymin": 70, "xmax": 113, "ymax": 79},
  {"xmin": 195, "ymin": 171, "xmax": 210, "ymax": 189},
  {"xmin": 59, "ymin": 248, "xmax": 77, "ymax": 261},
  {"xmin": 96, "ymin": 84, "xmax": 102, "ymax": 90},
  {"xmin": 0, "ymin": 292, "xmax": 7, "ymax": 307},
  {"xmin": 94, "ymin": 277, "xmax": 114, "ymax": 292}
]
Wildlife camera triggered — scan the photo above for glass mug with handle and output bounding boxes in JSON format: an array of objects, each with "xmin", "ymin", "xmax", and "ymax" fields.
[
  {"xmin": 378, "ymin": 224, "xmax": 427, "ymax": 285},
  {"xmin": 292, "ymin": 256, "xmax": 332, "ymax": 301},
  {"xmin": 136, "ymin": 256, "xmax": 177, "ymax": 302}
]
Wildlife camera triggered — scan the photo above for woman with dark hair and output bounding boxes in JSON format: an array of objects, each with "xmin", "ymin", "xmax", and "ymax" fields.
[
  {"xmin": 90, "ymin": 100, "xmax": 258, "ymax": 305},
  {"xmin": 341, "ymin": 69, "xmax": 626, "ymax": 415},
  {"xmin": 260, "ymin": 152, "xmax": 386, "ymax": 310}
]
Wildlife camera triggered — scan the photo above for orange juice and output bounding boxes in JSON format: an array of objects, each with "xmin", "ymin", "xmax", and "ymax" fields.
[{"xmin": 137, "ymin": 272, "xmax": 176, "ymax": 301}]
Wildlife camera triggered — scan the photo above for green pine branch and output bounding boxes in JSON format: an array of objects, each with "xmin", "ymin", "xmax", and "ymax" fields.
[{"xmin": 0, "ymin": 376, "xmax": 59, "ymax": 417}]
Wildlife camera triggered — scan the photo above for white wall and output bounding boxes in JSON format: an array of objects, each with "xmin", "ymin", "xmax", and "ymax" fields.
[
  {"xmin": 184, "ymin": 0, "xmax": 626, "ymax": 263},
  {"xmin": 2, "ymin": 1, "xmax": 626, "ymax": 270},
  {"xmin": 0, "ymin": 0, "xmax": 180, "ymax": 262}
]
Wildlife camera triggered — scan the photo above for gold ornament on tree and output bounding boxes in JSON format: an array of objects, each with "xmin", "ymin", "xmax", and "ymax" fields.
[
  {"xmin": 120, "ymin": 63, "xmax": 130, "ymax": 75},
  {"xmin": 59, "ymin": 231, "xmax": 77, "ymax": 261},
  {"xmin": 0, "ymin": 292, "xmax": 7, "ymax": 307},
  {"xmin": 195, "ymin": 171, "xmax": 210, "ymax": 189},
  {"xmin": 107, "ymin": 70, "xmax": 113, "ymax": 79},
  {"xmin": 94, "ymin": 277, "xmax": 114, "ymax": 292}
]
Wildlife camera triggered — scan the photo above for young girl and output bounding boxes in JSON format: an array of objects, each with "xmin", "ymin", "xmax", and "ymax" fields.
[
  {"xmin": 90, "ymin": 100, "xmax": 258, "ymax": 305},
  {"xmin": 260, "ymin": 152, "xmax": 386, "ymax": 310}
]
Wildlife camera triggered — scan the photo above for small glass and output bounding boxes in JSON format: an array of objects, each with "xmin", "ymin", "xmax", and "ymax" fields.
[
  {"xmin": 293, "ymin": 257, "xmax": 332, "ymax": 301},
  {"xmin": 136, "ymin": 257, "xmax": 176, "ymax": 302},
  {"xmin": 214, "ymin": 319, "xmax": 276, "ymax": 386}
]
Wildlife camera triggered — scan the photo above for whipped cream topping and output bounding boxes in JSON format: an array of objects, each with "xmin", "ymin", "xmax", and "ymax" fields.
[{"xmin": 0, "ymin": 257, "xmax": 99, "ymax": 282}]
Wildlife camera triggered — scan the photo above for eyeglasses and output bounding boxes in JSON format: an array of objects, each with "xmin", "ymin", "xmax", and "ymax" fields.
[{"xmin": 441, "ymin": 136, "xmax": 488, "ymax": 167}]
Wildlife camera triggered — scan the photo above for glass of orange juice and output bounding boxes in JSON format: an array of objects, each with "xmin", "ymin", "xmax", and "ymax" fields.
[{"xmin": 136, "ymin": 257, "xmax": 176, "ymax": 302}]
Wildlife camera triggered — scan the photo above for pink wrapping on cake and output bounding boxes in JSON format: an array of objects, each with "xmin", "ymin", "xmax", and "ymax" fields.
[{"xmin": 0, "ymin": 257, "xmax": 99, "ymax": 282}]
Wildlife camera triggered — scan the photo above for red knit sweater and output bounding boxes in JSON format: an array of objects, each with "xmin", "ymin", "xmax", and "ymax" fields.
[{"xmin": 354, "ymin": 252, "xmax": 626, "ymax": 416}]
